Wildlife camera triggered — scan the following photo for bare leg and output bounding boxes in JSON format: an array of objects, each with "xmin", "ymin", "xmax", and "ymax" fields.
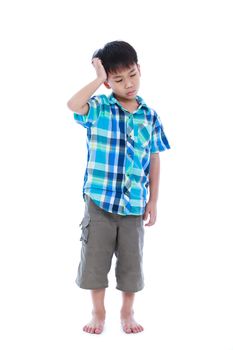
[
  {"xmin": 83, "ymin": 288, "xmax": 106, "ymax": 334},
  {"xmin": 120, "ymin": 292, "xmax": 144, "ymax": 333}
]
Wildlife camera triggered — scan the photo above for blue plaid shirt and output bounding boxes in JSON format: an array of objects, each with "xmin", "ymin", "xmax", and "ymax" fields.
[{"xmin": 74, "ymin": 93, "xmax": 170, "ymax": 215}]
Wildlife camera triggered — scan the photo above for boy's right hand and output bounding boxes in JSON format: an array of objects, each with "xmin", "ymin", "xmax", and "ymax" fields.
[{"xmin": 92, "ymin": 58, "xmax": 107, "ymax": 83}]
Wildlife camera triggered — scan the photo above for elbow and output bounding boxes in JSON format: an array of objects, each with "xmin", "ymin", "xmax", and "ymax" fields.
[
  {"xmin": 67, "ymin": 100, "xmax": 75, "ymax": 111},
  {"xmin": 67, "ymin": 100, "xmax": 79, "ymax": 113}
]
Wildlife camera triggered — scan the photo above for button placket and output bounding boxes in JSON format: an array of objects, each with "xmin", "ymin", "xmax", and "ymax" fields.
[
  {"xmin": 126, "ymin": 115, "xmax": 134, "ymax": 170},
  {"xmin": 124, "ymin": 113, "xmax": 135, "ymax": 198}
]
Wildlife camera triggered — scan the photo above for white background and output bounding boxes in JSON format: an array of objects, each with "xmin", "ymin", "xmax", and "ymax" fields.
[{"xmin": 0, "ymin": 0, "xmax": 233, "ymax": 349}]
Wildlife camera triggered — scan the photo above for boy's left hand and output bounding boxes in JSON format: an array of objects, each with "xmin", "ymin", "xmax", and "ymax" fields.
[{"xmin": 143, "ymin": 200, "xmax": 157, "ymax": 226}]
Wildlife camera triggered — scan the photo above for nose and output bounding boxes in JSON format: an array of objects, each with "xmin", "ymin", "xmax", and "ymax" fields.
[{"xmin": 125, "ymin": 79, "xmax": 133, "ymax": 88}]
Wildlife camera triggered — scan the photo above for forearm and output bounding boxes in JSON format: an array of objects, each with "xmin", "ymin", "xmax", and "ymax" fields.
[
  {"xmin": 149, "ymin": 153, "xmax": 160, "ymax": 203},
  {"xmin": 67, "ymin": 77, "xmax": 104, "ymax": 112}
]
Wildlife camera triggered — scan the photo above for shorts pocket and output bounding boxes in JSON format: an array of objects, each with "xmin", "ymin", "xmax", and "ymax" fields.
[{"xmin": 79, "ymin": 215, "xmax": 91, "ymax": 244}]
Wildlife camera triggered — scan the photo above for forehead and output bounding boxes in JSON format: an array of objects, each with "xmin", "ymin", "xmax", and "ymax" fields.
[{"xmin": 109, "ymin": 64, "xmax": 137, "ymax": 78}]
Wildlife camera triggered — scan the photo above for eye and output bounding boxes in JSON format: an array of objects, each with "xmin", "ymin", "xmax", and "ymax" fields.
[{"xmin": 115, "ymin": 73, "xmax": 136, "ymax": 83}]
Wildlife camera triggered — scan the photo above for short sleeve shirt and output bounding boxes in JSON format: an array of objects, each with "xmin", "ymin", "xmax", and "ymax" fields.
[{"xmin": 73, "ymin": 93, "xmax": 171, "ymax": 215}]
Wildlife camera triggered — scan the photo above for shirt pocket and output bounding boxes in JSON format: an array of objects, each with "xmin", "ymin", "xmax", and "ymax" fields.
[
  {"xmin": 135, "ymin": 121, "xmax": 152, "ymax": 149},
  {"xmin": 79, "ymin": 215, "xmax": 91, "ymax": 244}
]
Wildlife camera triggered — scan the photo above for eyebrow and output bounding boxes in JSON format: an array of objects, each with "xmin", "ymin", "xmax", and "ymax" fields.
[{"xmin": 112, "ymin": 68, "xmax": 136, "ymax": 79}]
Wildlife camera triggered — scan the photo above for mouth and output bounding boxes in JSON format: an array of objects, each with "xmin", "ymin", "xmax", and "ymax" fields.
[{"xmin": 126, "ymin": 90, "xmax": 136, "ymax": 96}]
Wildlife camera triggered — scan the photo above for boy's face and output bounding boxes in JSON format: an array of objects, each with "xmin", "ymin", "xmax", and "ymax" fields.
[{"xmin": 104, "ymin": 63, "xmax": 141, "ymax": 101}]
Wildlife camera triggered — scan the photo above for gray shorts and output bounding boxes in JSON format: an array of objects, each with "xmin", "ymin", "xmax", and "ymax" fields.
[{"xmin": 75, "ymin": 194, "xmax": 145, "ymax": 293}]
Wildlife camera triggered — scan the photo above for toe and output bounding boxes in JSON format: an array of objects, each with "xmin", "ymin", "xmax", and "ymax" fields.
[
  {"xmin": 137, "ymin": 325, "xmax": 143, "ymax": 332},
  {"xmin": 124, "ymin": 326, "xmax": 132, "ymax": 333},
  {"xmin": 94, "ymin": 327, "xmax": 102, "ymax": 334}
]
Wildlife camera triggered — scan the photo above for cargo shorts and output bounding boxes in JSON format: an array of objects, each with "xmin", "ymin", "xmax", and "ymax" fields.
[{"xmin": 75, "ymin": 194, "xmax": 145, "ymax": 293}]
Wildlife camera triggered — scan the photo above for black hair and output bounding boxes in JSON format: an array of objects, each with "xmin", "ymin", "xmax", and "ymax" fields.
[{"xmin": 92, "ymin": 40, "xmax": 138, "ymax": 76}]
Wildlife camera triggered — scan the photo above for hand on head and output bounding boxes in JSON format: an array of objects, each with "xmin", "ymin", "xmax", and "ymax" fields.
[{"xmin": 92, "ymin": 57, "xmax": 107, "ymax": 82}]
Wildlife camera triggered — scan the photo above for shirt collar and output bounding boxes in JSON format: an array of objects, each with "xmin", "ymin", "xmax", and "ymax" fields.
[{"xmin": 108, "ymin": 92, "xmax": 149, "ymax": 111}]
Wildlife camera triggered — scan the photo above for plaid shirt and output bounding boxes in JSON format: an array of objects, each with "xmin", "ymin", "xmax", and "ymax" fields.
[{"xmin": 74, "ymin": 93, "xmax": 170, "ymax": 215}]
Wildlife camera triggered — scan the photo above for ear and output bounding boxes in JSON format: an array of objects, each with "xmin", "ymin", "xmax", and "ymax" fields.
[
  {"xmin": 103, "ymin": 81, "xmax": 111, "ymax": 89},
  {"xmin": 137, "ymin": 63, "xmax": 141, "ymax": 76}
]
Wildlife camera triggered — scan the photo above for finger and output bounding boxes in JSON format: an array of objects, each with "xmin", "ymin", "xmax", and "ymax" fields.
[
  {"xmin": 145, "ymin": 219, "xmax": 156, "ymax": 226},
  {"xmin": 145, "ymin": 221, "xmax": 151, "ymax": 226},
  {"xmin": 145, "ymin": 221, "xmax": 153, "ymax": 226}
]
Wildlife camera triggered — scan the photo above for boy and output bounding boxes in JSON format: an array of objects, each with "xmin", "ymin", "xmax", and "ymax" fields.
[{"xmin": 67, "ymin": 41, "xmax": 170, "ymax": 334}]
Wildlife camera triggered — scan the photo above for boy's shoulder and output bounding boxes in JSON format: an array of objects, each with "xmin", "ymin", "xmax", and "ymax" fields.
[
  {"xmin": 137, "ymin": 95, "xmax": 160, "ymax": 123},
  {"xmin": 132, "ymin": 94, "xmax": 157, "ymax": 113},
  {"xmin": 88, "ymin": 93, "xmax": 111, "ymax": 105}
]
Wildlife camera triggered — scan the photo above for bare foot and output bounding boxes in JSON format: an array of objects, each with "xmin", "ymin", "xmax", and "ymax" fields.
[
  {"xmin": 83, "ymin": 310, "xmax": 105, "ymax": 334},
  {"xmin": 121, "ymin": 311, "xmax": 144, "ymax": 334}
]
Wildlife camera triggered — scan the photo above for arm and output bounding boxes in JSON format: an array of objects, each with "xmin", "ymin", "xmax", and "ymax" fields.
[
  {"xmin": 149, "ymin": 152, "xmax": 160, "ymax": 204},
  {"xmin": 143, "ymin": 152, "xmax": 160, "ymax": 226},
  {"xmin": 67, "ymin": 58, "xmax": 107, "ymax": 115}
]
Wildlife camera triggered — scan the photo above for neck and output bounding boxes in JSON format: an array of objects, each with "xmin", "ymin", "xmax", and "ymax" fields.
[{"xmin": 113, "ymin": 93, "xmax": 138, "ymax": 106}]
